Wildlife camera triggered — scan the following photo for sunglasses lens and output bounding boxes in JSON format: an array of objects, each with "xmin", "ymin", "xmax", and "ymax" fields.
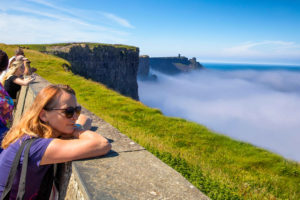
[
  {"xmin": 75, "ymin": 106, "xmax": 81, "ymax": 114},
  {"xmin": 64, "ymin": 106, "xmax": 81, "ymax": 118},
  {"xmin": 64, "ymin": 108, "xmax": 74, "ymax": 118}
]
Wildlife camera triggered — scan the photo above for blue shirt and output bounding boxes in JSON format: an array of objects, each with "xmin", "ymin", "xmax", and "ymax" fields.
[{"xmin": 0, "ymin": 137, "xmax": 53, "ymax": 200}]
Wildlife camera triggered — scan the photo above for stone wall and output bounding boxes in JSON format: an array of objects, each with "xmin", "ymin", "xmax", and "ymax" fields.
[{"xmin": 14, "ymin": 76, "xmax": 209, "ymax": 200}]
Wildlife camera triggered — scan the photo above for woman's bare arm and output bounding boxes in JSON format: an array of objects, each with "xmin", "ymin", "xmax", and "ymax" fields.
[
  {"xmin": 40, "ymin": 130, "xmax": 111, "ymax": 165},
  {"xmin": 13, "ymin": 77, "xmax": 35, "ymax": 86}
]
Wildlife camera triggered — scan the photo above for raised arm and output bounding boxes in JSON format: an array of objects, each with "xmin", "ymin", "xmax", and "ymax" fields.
[{"xmin": 40, "ymin": 130, "xmax": 111, "ymax": 165}]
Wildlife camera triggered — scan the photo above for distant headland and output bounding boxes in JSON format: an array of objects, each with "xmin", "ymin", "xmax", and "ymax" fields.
[{"xmin": 138, "ymin": 54, "xmax": 204, "ymax": 80}]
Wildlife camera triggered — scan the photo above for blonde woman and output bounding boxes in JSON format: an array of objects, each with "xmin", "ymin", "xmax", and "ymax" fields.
[
  {"xmin": 0, "ymin": 84, "xmax": 111, "ymax": 199},
  {"xmin": 0, "ymin": 48, "xmax": 25, "ymax": 81},
  {"xmin": 2, "ymin": 60, "xmax": 35, "ymax": 99}
]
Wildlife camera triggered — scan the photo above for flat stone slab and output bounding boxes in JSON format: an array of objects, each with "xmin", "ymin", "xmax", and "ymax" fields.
[{"xmin": 73, "ymin": 150, "xmax": 208, "ymax": 200}]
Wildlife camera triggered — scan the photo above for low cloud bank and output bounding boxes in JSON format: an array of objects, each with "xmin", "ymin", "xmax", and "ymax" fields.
[{"xmin": 138, "ymin": 69, "xmax": 300, "ymax": 161}]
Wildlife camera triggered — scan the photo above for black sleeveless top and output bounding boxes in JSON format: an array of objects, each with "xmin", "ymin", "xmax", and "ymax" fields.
[{"xmin": 4, "ymin": 75, "xmax": 20, "ymax": 99}]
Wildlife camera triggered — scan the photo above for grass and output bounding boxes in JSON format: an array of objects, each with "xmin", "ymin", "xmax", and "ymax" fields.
[
  {"xmin": 18, "ymin": 42, "xmax": 138, "ymax": 52},
  {"xmin": 1, "ymin": 44, "xmax": 300, "ymax": 199}
]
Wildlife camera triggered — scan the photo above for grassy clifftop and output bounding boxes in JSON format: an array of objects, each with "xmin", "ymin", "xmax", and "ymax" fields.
[
  {"xmin": 18, "ymin": 42, "xmax": 138, "ymax": 52},
  {"xmin": 1, "ymin": 44, "xmax": 300, "ymax": 199}
]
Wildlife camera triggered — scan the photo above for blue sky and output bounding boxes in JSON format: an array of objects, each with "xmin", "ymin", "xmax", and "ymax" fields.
[{"xmin": 0, "ymin": 0, "xmax": 300, "ymax": 65}]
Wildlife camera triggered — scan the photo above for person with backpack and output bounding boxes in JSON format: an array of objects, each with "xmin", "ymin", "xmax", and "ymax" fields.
[{"xmin": 0, "ymin": 84, "xmax": 111, "ymax": 199}]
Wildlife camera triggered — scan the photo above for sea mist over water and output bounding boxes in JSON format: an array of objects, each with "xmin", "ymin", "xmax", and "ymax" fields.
[{"xmin": 138, "ymin": 66, "xmax": 300, "ymax": 162}]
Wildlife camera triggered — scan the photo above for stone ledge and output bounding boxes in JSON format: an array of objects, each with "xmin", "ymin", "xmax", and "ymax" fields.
[{"xmin": 14, "ymin": 75, "xmax": 209, "ymax": 200}]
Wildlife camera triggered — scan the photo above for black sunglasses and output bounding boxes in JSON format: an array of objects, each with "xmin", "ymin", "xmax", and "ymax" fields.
[{"xmin": 44, "ymin": 106, "xmax": 81, "ymax": 118}]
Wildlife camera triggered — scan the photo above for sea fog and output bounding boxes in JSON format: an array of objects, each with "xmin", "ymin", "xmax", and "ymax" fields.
[{"xmin": 138, "ymin": 64, "xmax": 300, "ymax": 162}]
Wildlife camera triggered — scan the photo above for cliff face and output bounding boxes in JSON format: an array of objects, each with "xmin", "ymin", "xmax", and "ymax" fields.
[
  {"xmin": 150, "ymin": 55, "xmax": 203, "ymax": 75},
  {"xmin": 48, "ymin": 44, "xmax": 139, "ymax": 100},
  {"xmin": 138, "ymin": 55, "xmax": 150, "ymax": 77},
  {"xmin": 137, "ymin": 55, "xmax": 157, "ymax": 81}
]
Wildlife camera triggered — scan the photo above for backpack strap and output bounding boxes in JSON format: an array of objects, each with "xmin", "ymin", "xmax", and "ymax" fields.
[
  {"xmin": 16, "ymin": 138, "xmax": 38, "ymax": 199},
  {"xmin": 0, "ymin": 138, "xmax": 37, "ymax": 200}
]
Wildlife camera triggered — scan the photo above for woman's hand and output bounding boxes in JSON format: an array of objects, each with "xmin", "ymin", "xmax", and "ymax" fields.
[
  {"xmin": 76, "ymin": 114, "xmax": 92, "ymax": 130},
  {"xmin": 14, "ymin": 76, "xmax": 35, "ymax": 86},
  {"xmin": 58, "ymin": 114, "xmax": 92, "ymax": 139},
  {"xmin": 25, "ymin": 75, "xmax": 35, "ymax": 82}
]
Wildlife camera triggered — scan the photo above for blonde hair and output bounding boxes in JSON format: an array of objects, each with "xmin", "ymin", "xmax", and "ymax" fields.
[
  {"xmin": 7, "ymin": 55, "xmax": 24, "ymax": 70},
  {"xmin": 1, "ymin": 60, "xmax": 24, "ymax": 85},
  {"xmin": 1, "ymin": 84, "xmax": 76, "ymax": 149}
]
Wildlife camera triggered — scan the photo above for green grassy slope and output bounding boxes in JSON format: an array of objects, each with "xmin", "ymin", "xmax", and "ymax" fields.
[
  {"xmin": 1, "ymin": 44, "xmax": 299, "ymax": 200},
  {"xmin": 19, "ymin": 42, "xmax": 138, "ymax": 52}
]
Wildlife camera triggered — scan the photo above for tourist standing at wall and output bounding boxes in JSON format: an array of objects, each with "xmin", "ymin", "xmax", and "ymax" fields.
[
  {"xmin": 0, "ymin": 48, "xmax": 25, "ymax": 81},
  {"xmin": 1, "ymin": 60, "xmax": 35, "ymax": 100},
  {"xmin": 0, "ymin": 50, "xmax": 14, "ymax": 153},
  {"xmin": 0, "ymin": 84, "xmax": 111, "ymax": 199}
]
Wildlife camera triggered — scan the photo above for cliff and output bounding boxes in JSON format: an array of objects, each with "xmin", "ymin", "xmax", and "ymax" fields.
[
  {"xmin": 138, "ymin": 55, "xmax": 157, "ymax": 81},
  {"xmin": 138, "ymin": 55, "xmax": 150, "ymax": 77},
  {"xmin": 150, "ymin": 55, "xmax": 203, "ymax": 75},
  {"xmin": 32, "ymin": 43, "xmax": 140, "ymax": 100}
]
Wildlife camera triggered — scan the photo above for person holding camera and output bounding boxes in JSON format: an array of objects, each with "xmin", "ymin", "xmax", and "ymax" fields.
[{"xmin": 23, "ymin": 57, "xmax": 37, "ymax": 76}]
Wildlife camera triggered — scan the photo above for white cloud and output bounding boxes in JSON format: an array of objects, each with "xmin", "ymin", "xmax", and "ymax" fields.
[
  {"xmin": 0, "ymin": 13, "xmax": 127, "ymax": 44},
  {"xmin": 27, "ymin": 0, "xmax": 75, "ymax": 15},
  {"xmin": 139, "ymin": 69, "xmax": 300, "ymax": 161},
  {"xmin": 0, "ymin": 0, "xmax": 132, "ymax": 44},
  {"xmin": 26, "ymin": 0, "xmax": 92, "ymax": 22},
  {"xmin": 27, "ymin": 0, "xmax": 135, "ymax": 28},
  {"xmin": 101, "ymin": 12, "xmax": 135, "ymax": 29},
  {"xmin": 223, "ymin": 40, "xmax": 300, "ymax": 58},
  {"xmin": 11, "ymin": 6, "xmax": 129, "ymax": 35}
]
